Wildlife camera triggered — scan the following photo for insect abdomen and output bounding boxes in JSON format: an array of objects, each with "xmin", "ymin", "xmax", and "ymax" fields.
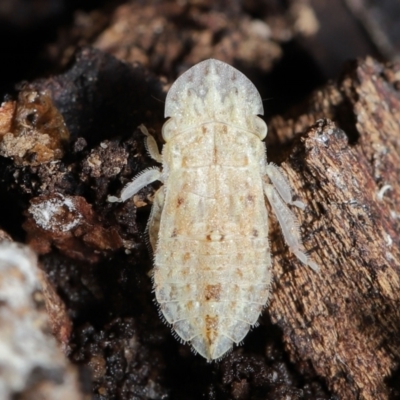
[{"xmin": 154, "ymin": 241, "xmax": 271, "ymax": 360}]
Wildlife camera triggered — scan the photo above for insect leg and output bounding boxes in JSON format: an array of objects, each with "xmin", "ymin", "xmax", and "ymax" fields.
[
  {"xmin": 108, "ymin": 167, "xmax": 162, "ymax": 203},
  {"xmin": 146, "ymin": 187, "xmax": 165, "ymax": 253},
  {"xmin": 264, "ymin": 183, "xmax": 319, "ymax": 272},
  {"xmin": 265, "ymin": 163, "xmax": 305, "ymax": 209},
  {"xmin": 139, "ymin": 124, "xmax": 162, "ymax": 163}
]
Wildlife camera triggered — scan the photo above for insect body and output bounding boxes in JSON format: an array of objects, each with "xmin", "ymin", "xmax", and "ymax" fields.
[{"xmin": 110, "ymin": 59, "xmax": 318, "ymax": 361}]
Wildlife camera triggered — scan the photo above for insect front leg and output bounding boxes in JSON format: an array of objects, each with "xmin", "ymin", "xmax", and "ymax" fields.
[
  {"xmin": 263, "ymin": 180, "xmax": 319, "ymax": 272},
  {"xmin": 108, "ymin": 125, "xmax": 163, "ymax": 203},
  {"xmin": 108, "ymin": 167, "xmax": 163, "ymax": 203},
  {"xmin": 138, "ymin": 124, "xmax": 162, "ymax": 163}
]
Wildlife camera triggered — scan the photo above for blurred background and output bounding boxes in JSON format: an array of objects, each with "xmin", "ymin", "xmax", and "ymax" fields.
[
  {"xmin": 0, "ymin": 0, "xmax": 399, "ymax": 116},
  {"xmin": 1, "ymin": 2, "xmax": 400, "ymax": 399}
]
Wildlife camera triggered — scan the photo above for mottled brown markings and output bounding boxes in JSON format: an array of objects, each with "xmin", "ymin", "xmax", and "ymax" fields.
[
  {"xmin": 205, "ymin": 233, "xmax": 224, "ymax": 242},
  {"xmin": 205, "ymin": 315, "xmax": 218, "ymax": 343},
  {"xmin": 204, "ymin": 284, "xmax": 222, "ymax": 301},
  {"xmin": 181, "ymin": 267, "xmax": 189, "ymax": 277},
  {"xmin": 232, "ymin": 284, "xmax": 240, "ymax": 296},
  {"xmin": 171, "ymin": 228, "xmax": 178, "ymax": 238},
  {"xmin": 186, "ymin": 300, "xmax": 193, "ymax": 311},
  {"xmin": 205, "ymin": 315, "xmax": 218, "ymax": 331},
  {"xmin": 177, "ymin": 197, "xmax": 184, "ymax": 207},
  {"xmin": 235, "ymin": 268, "xmax": 244, "ymax": 279},
  {"xmin": 247, "ymin": 194, "xmax": 255, "ymax": 203}
]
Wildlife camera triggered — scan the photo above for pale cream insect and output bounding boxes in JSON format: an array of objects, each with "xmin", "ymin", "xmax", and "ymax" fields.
[{"xmin": 109, "ymin": 59, "xmax": 319, "ymax": 361}]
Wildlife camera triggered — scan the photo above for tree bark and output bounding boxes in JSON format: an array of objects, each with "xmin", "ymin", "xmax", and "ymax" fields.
[{"xmin": 268, "ymin": 57, "xmax": 400, "ymax": 400}]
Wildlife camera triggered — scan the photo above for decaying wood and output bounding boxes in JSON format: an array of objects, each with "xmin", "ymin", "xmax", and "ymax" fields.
[
  {"xmin": 2, "ymin": 46, "xmax": 400, "ymax": 399},
  {"xmin": 268, "ymin": 57, "xmax": 400, "ymax": 400}
]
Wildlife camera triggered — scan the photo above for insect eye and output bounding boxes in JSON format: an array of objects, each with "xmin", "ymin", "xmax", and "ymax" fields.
[
  {"xmin": 162, "ymin": 118, "xmax": 177, "ymax": 141},
  {"xmin": 254, "ymin": 116, "xmax": 267, "ymax": 139}
]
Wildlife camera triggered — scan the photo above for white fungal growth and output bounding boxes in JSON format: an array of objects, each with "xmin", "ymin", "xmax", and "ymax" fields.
[
  {"xmin": 110, "ymin": 59, "xmax": 319, "ymax": 361},
  {"xmin": 28, "ymin": 193, "xmax": 82, "ymax": 232}
]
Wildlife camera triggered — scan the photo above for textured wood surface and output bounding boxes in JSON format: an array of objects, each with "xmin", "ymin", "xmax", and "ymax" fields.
[
  {"xmin": 2, "ymin": 48, "xmax": 399, "ymax": 398},
  {"xmin": 267, "ymin": 57, "xmax": 400, "ymax": 399}
]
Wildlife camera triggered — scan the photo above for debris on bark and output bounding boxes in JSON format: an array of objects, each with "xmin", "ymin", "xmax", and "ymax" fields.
[
  {"xmin": 24, "ymin": 193, "xmax": 123, "ymax": 262},
  {"xmin": 37, "ymin": 265, "xmax": 73, "ymax": 348},
  {"xmin": 81, "ymin": 140, "xmax": 128, "ymax": 180},
  {"xmin": 0, "ymin": 85, "xmax": 69, "ymax": 166}
]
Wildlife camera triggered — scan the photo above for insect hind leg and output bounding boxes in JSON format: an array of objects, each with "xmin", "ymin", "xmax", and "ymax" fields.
[
  {"xmin": 263, "ymin": 182, "xmax": 319, "ymax": 272},
  {"xmin": 265, "ymin": 163, "xmax": 305, "ymax": 209}
]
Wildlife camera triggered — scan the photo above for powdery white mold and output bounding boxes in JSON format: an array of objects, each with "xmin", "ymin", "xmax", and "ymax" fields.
[
  {"xmin": 110, "ymin": 59, "xmax": 319, "ymax": 361},
  {"xmin": 28, "ymin": 193, "xmax": 82, "ymax": 232}
]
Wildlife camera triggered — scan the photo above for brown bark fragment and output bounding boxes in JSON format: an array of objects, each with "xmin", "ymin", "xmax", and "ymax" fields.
[
  {"xmin": 267, "ymin": 57, "xmax": 400, "ymax": 400},
  {"xmin": 0, "ymin": 85, "xmax": 69, "ymax": 165},
  {"xmin": 36, "ymin": 268, "xmax": 73, "ymax": 347},
  {"xmin": 92, "ymin": 2, "xmax": 283, "ymax": 74},
  {"xmin": 0, "ymin": 101, "xmax": 16, "ymax": 135},
  {"xmin": 24, "ymin": 193, "xmax": 123, "ymax": 262}
]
